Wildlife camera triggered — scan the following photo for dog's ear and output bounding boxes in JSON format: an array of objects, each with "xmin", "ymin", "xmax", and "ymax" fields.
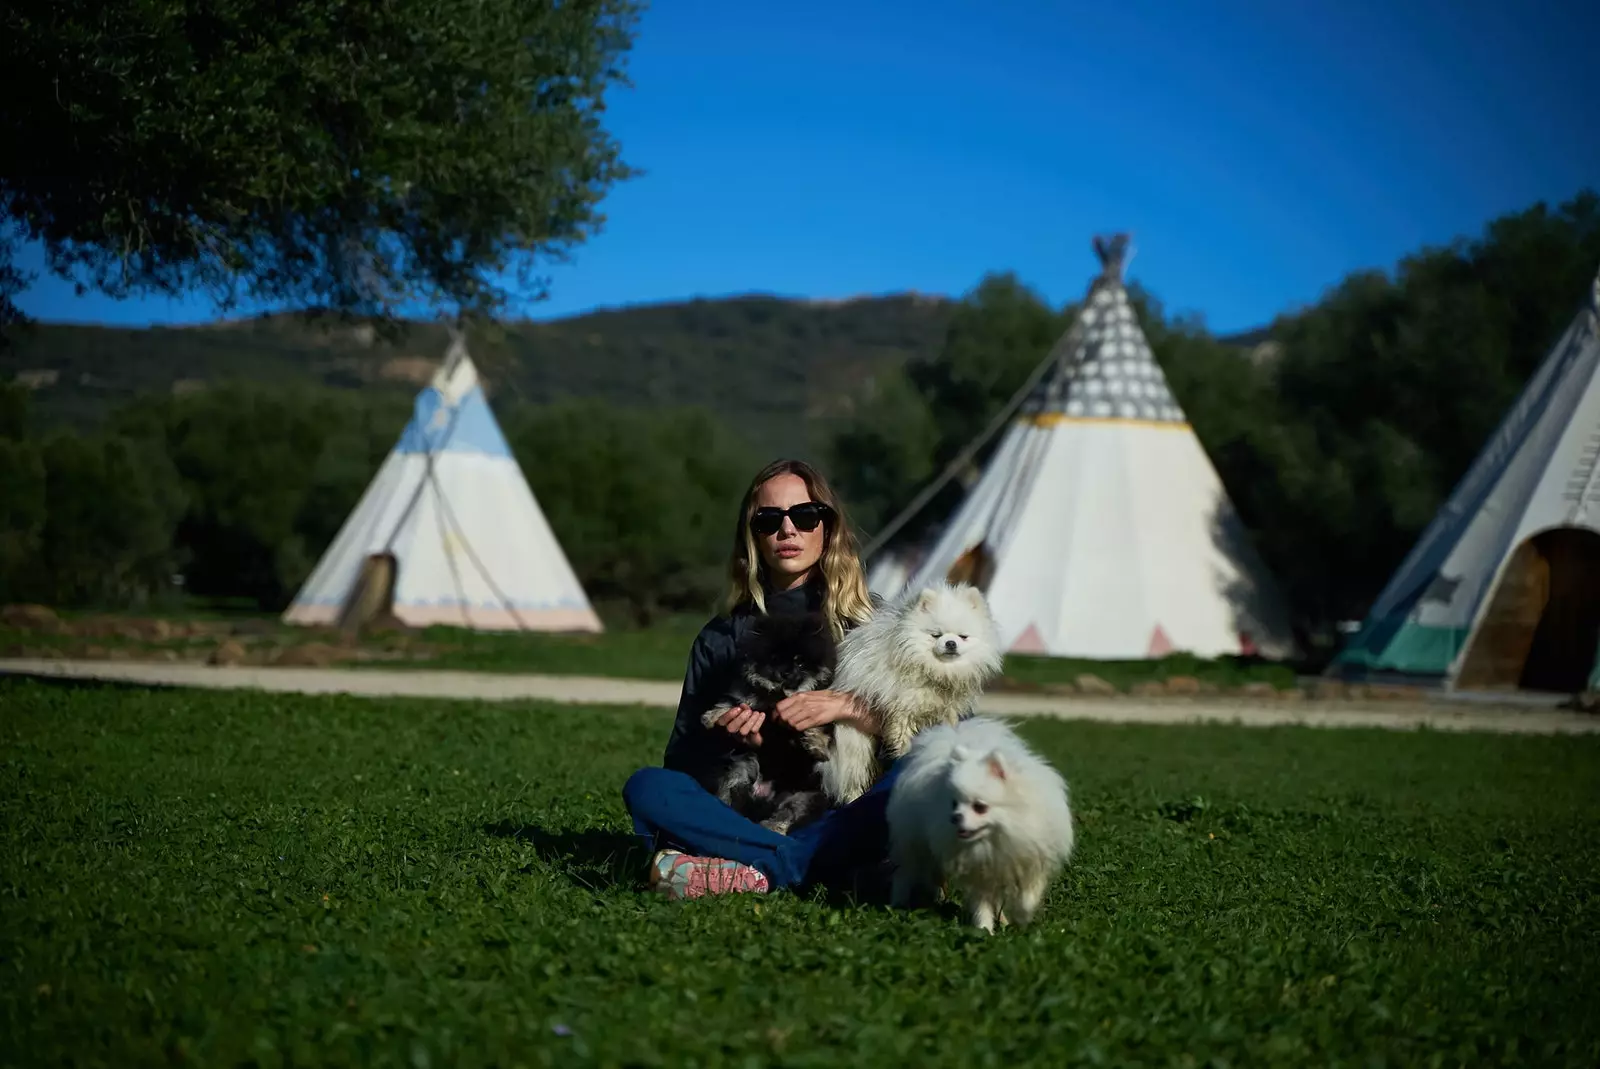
[
  {"xmin": 960, "ymin": 584, "xmax": 986, "ymax": 611},
  {"xmin": 985, "ymin": 750, "xmax": 1008, "ymax": 781},
  {"xmin": 951, "ymin": 745, "xmax": 971, "ymax": 762},
  {"xmin": 915, "ymin": 587, "xmax": 939, "ymax": 612}
]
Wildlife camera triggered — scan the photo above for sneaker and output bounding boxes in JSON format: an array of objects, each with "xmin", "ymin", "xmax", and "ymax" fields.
[{"xmin": 649, "ymin": 850, "xmax": 769, "ymax": 900}]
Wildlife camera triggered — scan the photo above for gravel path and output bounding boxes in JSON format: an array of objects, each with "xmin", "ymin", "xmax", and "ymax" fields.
[{"xmin": 4, "ymin": 657, "xmax": 1597, "ymax": 736}]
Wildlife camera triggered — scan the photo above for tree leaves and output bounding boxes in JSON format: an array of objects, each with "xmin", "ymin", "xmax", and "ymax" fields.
[
  {"xmin": 504, "ymin": 400, "xmax": 755, "ymax": 625},
  {"xmin": 0, "ymin": 0, "xmax": 642, "ymax": 326}
]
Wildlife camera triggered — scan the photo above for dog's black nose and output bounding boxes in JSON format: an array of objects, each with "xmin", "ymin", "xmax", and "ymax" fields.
[
  {"xmin": 950, "ymin": 812, "xmax": 962, "ymax": 824},
  {"xmin": 943, "ymin": 639, "xmax": 958, "ymax": 653}
]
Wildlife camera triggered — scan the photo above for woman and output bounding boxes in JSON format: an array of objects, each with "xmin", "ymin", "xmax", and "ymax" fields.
[{"xmin": 622, "ymin": 458, "xmax": 900, "ymax": 900}]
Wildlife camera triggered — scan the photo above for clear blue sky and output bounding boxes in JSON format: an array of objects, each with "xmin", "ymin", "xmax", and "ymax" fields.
[{"xmin": 14, "ymin": 0, "xmax": 1599, "ymax": 334}]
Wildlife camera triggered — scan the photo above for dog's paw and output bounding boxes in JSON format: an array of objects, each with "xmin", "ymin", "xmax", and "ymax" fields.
[
  {"xmin": 701, "ymin": 702, "xmax": 736, "ymax": 729},
  {"xmin": 799, "ymin": 727, "xmax": 831, "ymax": 759}
]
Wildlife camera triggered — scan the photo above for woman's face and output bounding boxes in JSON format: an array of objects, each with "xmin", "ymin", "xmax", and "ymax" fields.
[{"xmin": 753, "ymin": 473, "xmax": 826, "ymax": 591}]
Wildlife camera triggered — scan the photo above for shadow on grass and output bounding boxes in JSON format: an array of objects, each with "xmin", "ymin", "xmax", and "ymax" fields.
[
  {"xmin": 483, "ymin": 822, "xmax": 649, "ymax": 892},
  {"xmin": 480, "ymin": 821, "xmax": 956, "ymax": 919}
]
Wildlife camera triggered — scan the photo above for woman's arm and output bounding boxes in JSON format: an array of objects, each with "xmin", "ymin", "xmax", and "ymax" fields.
[
  {"xmin": 772, "ymin": 689, "xmax": 880, "ymax": 736},
  {"xmin": 662, "ymin": 621, "xmax": 749, "ymax": 773}
]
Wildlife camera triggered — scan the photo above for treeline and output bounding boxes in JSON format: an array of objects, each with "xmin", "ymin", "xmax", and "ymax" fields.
[
  {"xmin": 3, "ymin": 191, "xmax": 1597, "ymax": 645},
  {"xmin": 0, "ymin": 383, "xmax": 760, "ymax": 626},
  {"xmin": 2, "ymin": 293, "xmax": 954, "ymax": 458},
  {"xmin": 830, "ymin": 190, "xmax": 1600, "ymax": 648}
]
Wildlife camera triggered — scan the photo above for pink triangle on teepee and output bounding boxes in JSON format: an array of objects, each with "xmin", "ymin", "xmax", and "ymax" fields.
[
  {"xmin": 1146, "ymin": 624, "xmax": 1174, "ymax": 657},
  {"xmin": 1237, "ymin": 630, "xmax": 1258, "ymax": 656},
  {"xmin": 1009, "ymin": 623, "xmax": 1047, "ymax": 654}
]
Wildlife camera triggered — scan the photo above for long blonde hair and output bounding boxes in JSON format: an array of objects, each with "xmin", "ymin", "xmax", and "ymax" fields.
[{"xmin": 725, "ymin": 459, "xmax": 875, "ymax": 639}]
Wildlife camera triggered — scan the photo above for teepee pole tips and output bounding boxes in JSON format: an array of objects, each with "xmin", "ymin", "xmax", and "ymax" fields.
[{"xmin": 1093, "ymin": 233, "xmax": 1133, "ymax": 281}]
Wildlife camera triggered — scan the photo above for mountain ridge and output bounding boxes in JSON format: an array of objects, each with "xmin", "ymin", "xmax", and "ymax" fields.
[{"xmin": 4, "ymin": 290, "xmax": 1268, "ymax": 452}]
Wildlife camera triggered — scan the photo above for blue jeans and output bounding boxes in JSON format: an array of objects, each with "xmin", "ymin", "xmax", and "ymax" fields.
[{"xmin": 622, "ymin": 761, "xmax": 904, "ymax": 891}]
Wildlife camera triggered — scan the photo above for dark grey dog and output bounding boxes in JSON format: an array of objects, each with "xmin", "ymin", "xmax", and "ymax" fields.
[{"xmin": 699, "ymin": 611, "xmax": 838, "ymax": 834}]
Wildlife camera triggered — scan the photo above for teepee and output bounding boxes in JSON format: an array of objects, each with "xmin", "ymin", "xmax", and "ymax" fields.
[
  {"xmin": 867, "ymin": 235, "xmax": 1296, "ymax": 661},
  {"xmin": 1331, "ymin": 265, "xmax": 1600, "ymax": 694},
  {"xmin": 283, "ymin": 334, "xmax": 603, "ymax": 634}
]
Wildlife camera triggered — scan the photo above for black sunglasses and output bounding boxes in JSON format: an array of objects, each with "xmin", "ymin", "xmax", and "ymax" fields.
[{"xmin": 749, "ymin": 501, "xmax": 834, "ymax": 536}]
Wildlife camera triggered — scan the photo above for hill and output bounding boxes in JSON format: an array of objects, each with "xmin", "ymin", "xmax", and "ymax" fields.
[
  {"xmin": 2, "ymin": 293, "xmax": 959, "ymax": 455},
  {"xmin": 3, "ymin": 290, "xmax": 1277, "ymax": 453}
]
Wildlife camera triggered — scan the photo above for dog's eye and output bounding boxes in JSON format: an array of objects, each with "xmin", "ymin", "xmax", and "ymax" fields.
[
  {"xmin": 957, "ymin": 634, "xmax": 967, "ymax": 641},
  {"xmin": 971, "ymin": 802, "xmax": 989, "ymax": 815}
]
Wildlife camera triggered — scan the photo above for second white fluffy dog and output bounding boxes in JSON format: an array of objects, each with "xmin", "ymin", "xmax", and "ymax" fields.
[
  {"xmin": 820, "ymin": 581, "xmax": 1003, "ymax": 805},
  {"xmin": 886, "ymin": 716, "xmax": 1076, "ymax": 933}
]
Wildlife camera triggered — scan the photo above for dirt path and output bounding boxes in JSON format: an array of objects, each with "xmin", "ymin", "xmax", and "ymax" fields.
[{"xmin": 5, "ymin": 657, "xmax": 1596, "ymax": 736}]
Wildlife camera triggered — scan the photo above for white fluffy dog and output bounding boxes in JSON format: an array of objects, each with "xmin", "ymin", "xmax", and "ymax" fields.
[
  {"xmin": 820, "ymin": 581, "xmax": 1003, "ymax": 806},
  {"xmin": 886, "ymin": 716, "xmax": 1076, "ymax": 933}
]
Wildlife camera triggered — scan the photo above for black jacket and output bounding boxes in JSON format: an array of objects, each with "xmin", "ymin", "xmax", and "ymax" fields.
[{"xmin": 661, "ymin": 581, "xmax": 825, "ymax": 783}]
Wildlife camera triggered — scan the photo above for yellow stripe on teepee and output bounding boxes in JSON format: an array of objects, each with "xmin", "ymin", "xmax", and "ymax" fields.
[{"xmin": 1022, "ymin": 412, "xmax": 1192, "ymax": 431}]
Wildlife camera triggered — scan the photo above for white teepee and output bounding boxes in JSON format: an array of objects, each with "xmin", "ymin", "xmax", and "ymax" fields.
[
  {"xmin": 1332, "ymin": 265, "xmax": 1600, "ymax": 693},
  {"xmin": 283, "ymin": 335, "xmax": 603, "ymax": 633},
  {"xmin": 868, "ymin": 236, "xmax": 1295, "ymax": 660}
]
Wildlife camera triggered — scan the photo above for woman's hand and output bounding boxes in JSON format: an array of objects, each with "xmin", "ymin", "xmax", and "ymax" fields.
[
  {"xmin": 712, "ymin": 704, "xmax": 765, "ymax": 748},
  {"xmin": 773, "ymin": 690, "xmax": 878, "ymax": 735}
]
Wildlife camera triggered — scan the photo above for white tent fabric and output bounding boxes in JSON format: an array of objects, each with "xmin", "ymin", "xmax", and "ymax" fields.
[
  {"xmin": 283, "ymin": 338, "xmax": 602, "ymax": 633},
  {"xmin": 1332, "ymin": 265, "xmax": 1600, "ymax": 692},
  {"xmin": 871, "ymin": 238, "xmax": 1296, "ymax": 660}
]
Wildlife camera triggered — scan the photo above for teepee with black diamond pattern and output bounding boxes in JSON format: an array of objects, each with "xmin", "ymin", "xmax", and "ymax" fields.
[{"xmin": 868, "ymin": 236, "xmax": 1296, "ymax": 660}]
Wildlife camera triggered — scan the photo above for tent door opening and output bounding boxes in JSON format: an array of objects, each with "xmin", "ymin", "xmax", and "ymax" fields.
[
  {"xmin": 1455, "ymin": 527, "xmax": 1600, "ymax": 693},
  {"xmin": 338, "ymin": 552, "xmax": 398, "ymax": 633}
]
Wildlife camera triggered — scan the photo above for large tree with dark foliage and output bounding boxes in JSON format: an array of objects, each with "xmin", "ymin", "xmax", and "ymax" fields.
[{"xmin": 0, "ymin": 0, "xmax": 641, "ymax": 338}]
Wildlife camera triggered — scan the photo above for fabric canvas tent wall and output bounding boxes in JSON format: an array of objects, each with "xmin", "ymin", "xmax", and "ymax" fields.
[
  {"xmin": 869, "ymin": 236, "xmax": 1296, "ymax": 661},
  {"xmin": 1331, "ymin": 266, "xmax": 1600, "ymax": 693},
  {"xmin": 283, "ymin": 336, "xmax": 603, "ymax": 633}
]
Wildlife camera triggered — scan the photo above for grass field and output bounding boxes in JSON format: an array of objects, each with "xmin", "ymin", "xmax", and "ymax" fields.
[{"xmin": 4, "ymin": 678, "xmax": 1597, "ymax": 1067}]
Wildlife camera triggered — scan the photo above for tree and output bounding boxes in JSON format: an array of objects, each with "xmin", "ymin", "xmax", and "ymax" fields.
[
  {"xmin": 826, "ymin": 370, "xmax": 940, "ymax": 539},
  {"xmin": 504, "ymin": 400, "xmax": 755, "ymax": 624},
  {"xmin": 0, "ymin": 227, "xmax": 27, "ymax": 350},
  {"xmin": 1, "ymin": 0, "xmax": 641, "ymax": 334},
  {"xmin": 108, "ymin": 384, "xmax": 408, "ymax": 608},
  {"xmin": 0, "ymin": 384, "xmax": 45, "ymax": 598},
  {"xmin": 28, "ymin": 430, "xmax": 187, "ymax": 607},
  {"xmin": 1207, "ymin": 190, "xmax": 1600, "ymax": 641},
  {"xmin": 905, "ymin": 273, "xmax": 1070, "ymax": 469}
]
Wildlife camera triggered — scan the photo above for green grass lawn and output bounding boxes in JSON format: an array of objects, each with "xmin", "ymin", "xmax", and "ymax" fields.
[{"xmin": 3, "ymin": 680, "xmax": 1597, "ymax": 1067}]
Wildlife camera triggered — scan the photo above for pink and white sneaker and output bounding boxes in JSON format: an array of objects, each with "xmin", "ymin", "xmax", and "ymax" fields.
[{"xmin": 649, "ymin": 850, "xmax": 769, "ymax": 899}]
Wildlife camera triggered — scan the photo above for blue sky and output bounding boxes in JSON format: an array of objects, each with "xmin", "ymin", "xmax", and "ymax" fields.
[{"xmin": 15, "ymin": 0, "xmax": 1599, "ymax": 334}]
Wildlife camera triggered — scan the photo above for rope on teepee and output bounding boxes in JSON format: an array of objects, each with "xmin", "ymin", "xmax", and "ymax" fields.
[
  {"xmin": 428, "ymin": 322, "xmax": 540, "ymax": 632},
  {"xmin": 381, "ymin": 351, "xmax": 466, "ymax": 556},
  {"xmin": 429, "ymin": 470, "xmax": 478, "ymax": 629},
  {"xmin": 434, "ymin": 475, "xmax": 536, "ymax": 632}
]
